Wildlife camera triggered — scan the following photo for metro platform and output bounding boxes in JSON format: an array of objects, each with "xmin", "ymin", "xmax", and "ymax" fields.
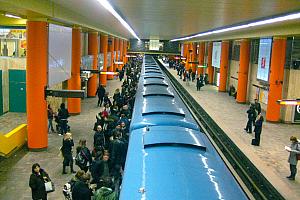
[
  {"xmin": 0, "ymin": 79, "xmax": 122, "ymax": 200},
  {"xmin": 163, "ymin": 62, "xmax": 300, "ymax": 200}
]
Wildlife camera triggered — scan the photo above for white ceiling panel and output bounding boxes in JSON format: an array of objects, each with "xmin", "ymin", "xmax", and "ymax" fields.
[{"xmin": 109, "ymin": 0, "xmax": 300, "ymax": 39}]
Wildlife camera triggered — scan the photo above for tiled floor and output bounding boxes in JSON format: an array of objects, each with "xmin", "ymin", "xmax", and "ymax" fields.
[
  {"xmin": 0, "ymin": 112, "xmax": 26, "ymax": 134},
  {"xmin": 166, "ymin": 66, "xmax": 300, "ymax": 200},
  {"xmin": 0, "ymin": 79, "xmax": 123, "ymax": 200}
]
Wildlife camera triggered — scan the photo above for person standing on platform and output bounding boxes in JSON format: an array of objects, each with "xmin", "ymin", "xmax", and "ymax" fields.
[
  {"xmin": 196, "ymin": 77, "xmax": 201, "ymax": 91},
  {"xmin": 96, "ymin": 84, "xmax": 106, "ymax": 107},
  {"xmin": 58, "ymin": 103, "xmax": 70, "ymax": 135},
  {"xmin": 285, "ymin": 136, "xmax": 300, "ymax": 180},
  {"xmin": 47, "ymin": 104, "xmax": 55, "ymax": 133},
  {"xmin": 29, "ymin": 163, "xmax": 51, "ymax": 200},
  {"xmin": 244, "ymin": 104, "xmax": 255, "ymax": 133},
  {"xmin": 252, "ymin": 113, "xmax": 264, "ymax": 146},
  {"xmin": 254, "ymin": 99, "xmax": 261, "ymax": 115},
  {"xmin": 62, "ymin": 132, "xmax": 76, "ymax": 174}
]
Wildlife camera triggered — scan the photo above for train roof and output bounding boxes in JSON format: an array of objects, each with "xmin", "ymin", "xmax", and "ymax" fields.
[{"xmin": 120, "ymin": 126, "xmax": 248, "ymax": 200}]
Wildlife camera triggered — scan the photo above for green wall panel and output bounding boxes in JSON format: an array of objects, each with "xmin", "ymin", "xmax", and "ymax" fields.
[
  {"xmin": 0, "ymin": 70, "xmax": 3, "ymax": 115},
  {"xmin": 9, "ymin": 70, "xmax": 26, "ymax": 113}
]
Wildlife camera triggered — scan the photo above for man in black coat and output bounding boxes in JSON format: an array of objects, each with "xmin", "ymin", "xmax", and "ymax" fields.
[
  {"xmin": 96, "ymin": 84, "xmax": 106, "ymax": 107},
  {"xmin": 244, "ymin": 104, "xmax": 256, "ymax": 133},
  {"xmin": 58, "ymin": 103, "xmax": 70, "ymax": 135},
  {"xmin": 253, "ymin": 113, "xmax": 264, "ymax": 146},
  {"xmin": 254, "ymin": 99, "xmax": 261, "ymax": 115}
]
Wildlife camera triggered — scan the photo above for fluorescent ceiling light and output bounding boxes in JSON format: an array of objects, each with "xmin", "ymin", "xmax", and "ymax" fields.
[
  {"xmin": 171, "ymin": 12, "xmax": 300, "ymax": 42},
  {"xmin": 4, "ymin": 13, "xmax": 21, "ymax": 19},
  {"xmin": 97, "ymin": 0, "xmax": 140, "ymax": 40}
]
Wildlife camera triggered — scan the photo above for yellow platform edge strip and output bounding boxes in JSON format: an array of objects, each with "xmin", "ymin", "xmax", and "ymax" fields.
[{"xmin": 0, "ymin": 124, "xmax": 27, "ymax": 157}]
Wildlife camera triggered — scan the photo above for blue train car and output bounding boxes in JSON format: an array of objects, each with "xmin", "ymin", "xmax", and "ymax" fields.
[
  {"xmin": 120, "ymin": 55, "xmax": 248, "ymax": 200},
  {"xmin": 120, "ymin": 126, "xmax": 248, "ymax": 200}
]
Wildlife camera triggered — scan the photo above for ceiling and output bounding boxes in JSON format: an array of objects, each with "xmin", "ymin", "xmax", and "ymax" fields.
[{"xmin": 1, "ymin": 0, "xmax": 300, "ymax": 41}]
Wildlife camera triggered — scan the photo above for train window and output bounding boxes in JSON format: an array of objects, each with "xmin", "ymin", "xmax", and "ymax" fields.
[
  {"xmin": 145, "ymin": 70, "xmax": 162, "ymax": 74},
  {"xmin": 142, "ymin": 111, "xmax": 185, "ymax": 117},
  {"xmin": 144, "ymin": 76, "xmax": 164, "ymax": 79},
  {"xmin": 143, "ymin": 93, "xmax": 174, "ymax": 98},
  {"xmin": 143, "ymin": 83, "xmax": 168, "ymax": 87}
]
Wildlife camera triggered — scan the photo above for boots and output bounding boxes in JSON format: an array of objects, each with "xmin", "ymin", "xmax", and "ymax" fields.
[
  {"xmin": 70, "ymin": 164, "xmax": 76, "ymax": 174},
  {"xmin": 62, "ymin": 164, "xmax": 67, "ymax": 174}
]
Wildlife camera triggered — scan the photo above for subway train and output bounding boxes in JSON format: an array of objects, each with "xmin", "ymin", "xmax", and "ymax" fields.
[{"xmin": 120, "ymin": 55, "xmax": 248, "ymax": 200}]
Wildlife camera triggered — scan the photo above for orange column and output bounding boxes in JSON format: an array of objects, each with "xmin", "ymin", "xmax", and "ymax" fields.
[
  {"xmin": 87, "ymin": 32, "xmax": 98, "ymax": 97},
  {"xmin": 119, "ymin": 39, "xmax": 123, "ymax": 70},
  {"xmin": 68, "ymin": 27, "xmax": 81, "ymax": 114},
  {"xmin": 100, "ymin": 34, "xmax": 108, "ymax": 86},
  {"xmin": 198, "ymin": 42, "xmax": 205, "ymax": 76},
  {"xmin": 266, "ymin": 37, "xmax": 286, "ymax": 122},
  {"xmin": 114, "ymin": 38, "xmax": 119, "ymax": 71},
  {"xmin": 183, "ymin": 43, "xmax": 188, "ymax": 69},
  {"xmin": 107, "ymin": 37, "xmax": 114, "ymax": 80},
  {"xmin": 123, "ymin": 40, "xmax": 128, "ymax": 64},
  {"xmin": 191, "ymin": 43, "xmax": 197, "ymax": 72},
  {"xmin": 207, "ymin": 42, "xmax": 214, "ymax": 84},
  {"xmin": 26, "ymin": 21, "xmax": 48, "ymax": 149},
  {"xmin": 236, "ymin": 39, "xmax": 250, "ymax": 103},
  {"xmin": 219, "ymin": 41, "xmax": 229, "ymax": 92}
]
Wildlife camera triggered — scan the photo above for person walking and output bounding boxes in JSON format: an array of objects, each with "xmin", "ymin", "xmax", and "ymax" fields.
[
  {"xmin": 62, "ymin": 132, "xmax": 76, "ymax": 174},
  {"xmin": 96, "ymin": 85, "xmax": 106, "ymax": 107},
  {"xmin": 285, "ymin": 136, "xmax": 300, "ymax": 180},
  {"xmin": 252, "ymin": 113, "xmax": 264, "ymax": 146},
  {"xmin": 29, "ymin": 163, "xmax": 51, "ymax": 200},
  {"xmin": 47, "ymin": 105, "xmax": 55, "ymax": 133}
]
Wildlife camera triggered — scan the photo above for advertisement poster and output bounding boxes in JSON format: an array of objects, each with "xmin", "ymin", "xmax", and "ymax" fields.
[
  {"xmin": 257, "ymin": 38, "xmax": 272, "ymax": 81},
  {"xmin": 212, "ymin": 42, "xmax": 221, "ymax": 68}
]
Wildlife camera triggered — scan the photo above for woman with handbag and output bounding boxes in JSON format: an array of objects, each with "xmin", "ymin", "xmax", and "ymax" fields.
[
  {"xmin": 29, "ymin": 163, "xmax": 51, "ymax": 200},
  {"xmin": 286, "ymin": 136, "xmax": 300, "ymax": 180},
  {"xmin": 76, "ymin": 139, "xmax": 92, "ymax": 172}
]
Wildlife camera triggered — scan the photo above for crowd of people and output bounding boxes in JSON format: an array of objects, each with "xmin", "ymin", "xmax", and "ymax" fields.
[{"xmin": 30, "ymin": 57, "xmax": 142, "ymax": 200}]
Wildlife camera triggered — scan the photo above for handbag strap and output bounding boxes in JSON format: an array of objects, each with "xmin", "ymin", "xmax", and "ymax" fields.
[{"xmin": 80, "ymin": 148, "xmax": 89, "ymax": 161}]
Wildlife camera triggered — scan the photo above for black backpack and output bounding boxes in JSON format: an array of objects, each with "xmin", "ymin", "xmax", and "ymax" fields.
[{"xmin": 75, "ymin": 150, "xmax": 87, "ymax": 167}]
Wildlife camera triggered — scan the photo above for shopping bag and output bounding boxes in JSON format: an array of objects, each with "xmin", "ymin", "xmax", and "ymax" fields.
[{"xmin": 45, "ymin": 181, "xmax": 55, "ymax": 193}]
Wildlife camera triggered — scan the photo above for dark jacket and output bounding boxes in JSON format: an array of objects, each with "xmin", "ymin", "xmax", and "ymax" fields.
[
  {"xmin": 58, "ymin": 108, "xmax": 70, "ymax": 120},
  {"xmin": 91, "ymin": 159, "xmax": 113, "ymax": 183},
  {"xmin": 247, "ymin": 107, "xmax": 256, "ymax": 120},
  {"xmin": 255, "ymin": 102, "xmax": 261, "ymax": 114},
  {"xmin": 29, "ymin": 169, "xmax": 49, "ymax": 200},
  {"xmin": 62, "ymin": 138, "xmax": 74, "ymax": 156},
  {"xmin": 94, "ymin": 131, "xmax": 106, "ymax": 149},
  {"xmin": 96, "ymin": 86, "xmax": 106, "ymax": 98},
  {"xmin": 254, "ymin": 116, "xmax": 264, "ymax": 134},
  {"xmin": 76, "ymin": 146, "xmax": 92, "ymax": 164},
  {"xmin": 72, "ymin": 180, "xmax": 92, "ymax": 200}
]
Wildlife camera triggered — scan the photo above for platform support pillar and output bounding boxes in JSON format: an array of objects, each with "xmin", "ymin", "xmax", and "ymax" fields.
[
  {"xmin": 114, "ymin": 38, "xmax": 119, "ymax": 71},
  {"xmin": 68, "ymin": 27, "xmax": 81, "ymax": 114},
  {"xmin": 198, "ymin": 42, "xmax": 205, "ymax": 76},
  {"xmin": 87, "ymin": 32, "xmax": 98, "ymax": 97},
  {"xmin": 219, "ymin": 41, "xmax": 229, "ymax": 92},
  {"xmin": 26, "ymin": 21, "xmax": 48, "ymax": 149},
  {"xmin": 107, "ymin": 36, "xmax": 114, "ymax": 80},
  {"xmin": 266, "ymin": 37, "xmax": 286, "ymax": 122},
  {"xmin": 119, "ymin": 39, "xmax": 123, "ymax": 71},
  {"xmin": 236, "ymin": 39, "xmax": 250, "ymax": 103},
  {"xmin": 100, "ymin": 34, "xmax": 108, "ymax": 86},
  {"xmin": 207, "ymin": 42, "xmax": 214, "ymax": 84}
]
